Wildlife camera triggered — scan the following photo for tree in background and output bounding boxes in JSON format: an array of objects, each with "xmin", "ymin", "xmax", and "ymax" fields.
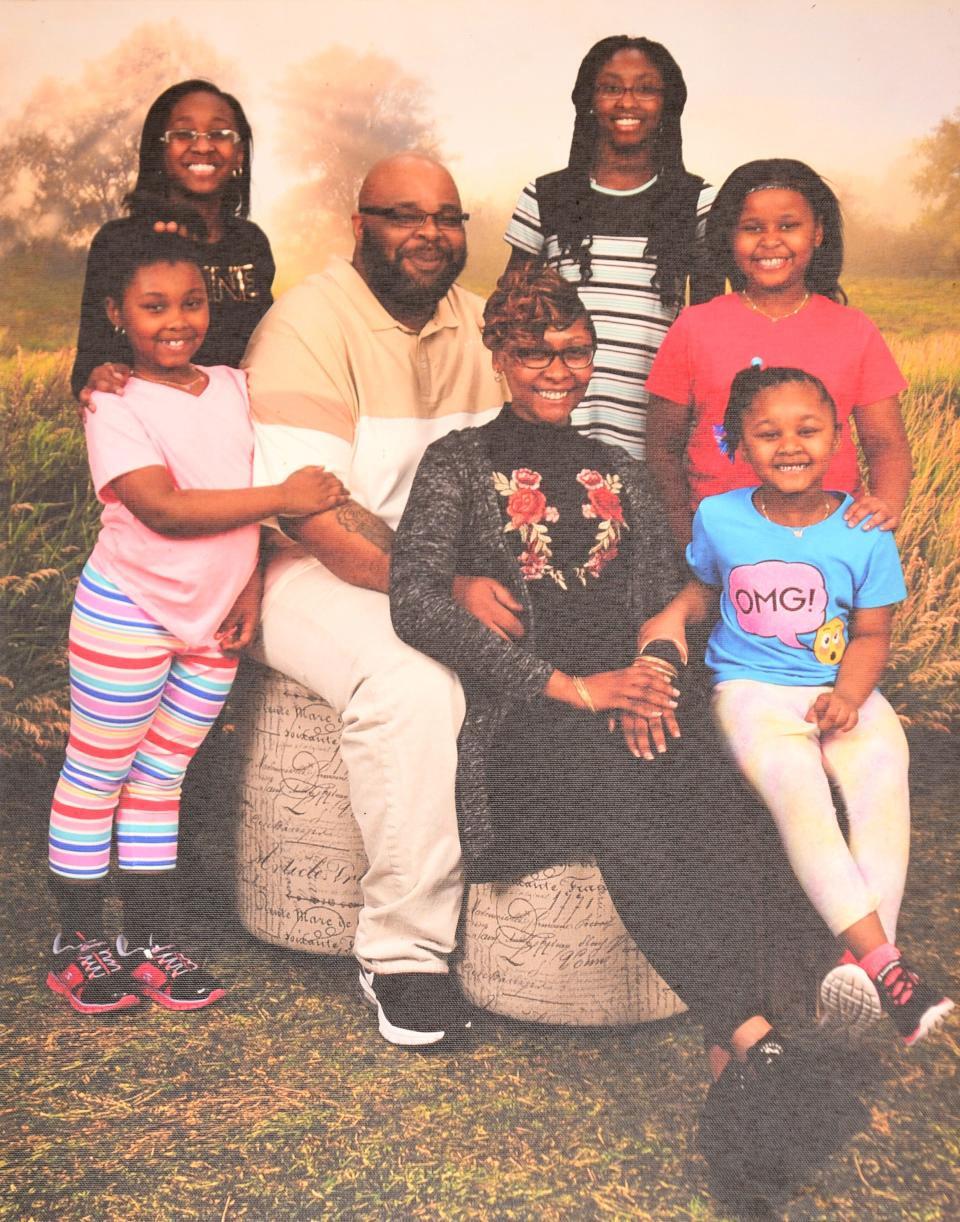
[
  {"xmin": 0, "ymin": 23, "xmax": 234, "ymax": 255},
  {"xmin": 913, "ymin": 107, "xmax": 960, "ymax": 274},
  {"xmin": 270, "ymin": 47, "xmax": 440, "ymax": 274}
]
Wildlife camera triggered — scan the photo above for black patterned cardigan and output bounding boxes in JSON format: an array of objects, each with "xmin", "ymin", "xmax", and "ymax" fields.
[{"xmin": 389, "ymin": 416, "xmax": 684, "ymax": 882}]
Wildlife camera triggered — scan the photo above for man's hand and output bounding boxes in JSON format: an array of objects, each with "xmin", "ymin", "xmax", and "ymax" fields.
[{"xmin": 453, "ymin": 576, "xmax": 524, "ymax": 641}]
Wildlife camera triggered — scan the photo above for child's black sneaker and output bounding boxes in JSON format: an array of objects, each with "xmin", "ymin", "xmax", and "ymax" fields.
[
  {"xmin": 872, "ymin": 956, "xmax": 954, "ymax": 1046},
  {"xmin": 46, "ymin": 931, "xmax": 140, "ymax": 1015},
  {"xmin": 116, "ymin": 934, "xmax": 226, "ymax": 1010}
]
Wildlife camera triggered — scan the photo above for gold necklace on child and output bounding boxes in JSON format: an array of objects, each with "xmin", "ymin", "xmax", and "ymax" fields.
[
  {"xmin": 741, "ymin": 290, "xmax": 810, "ymax": 323},
  {"xmin": 136, "ymin": 365, "xmax": 207, "ymax": 393},
  {"xmin": 757, "ymin": 490, "xmax": 834, "ymax": 538}
]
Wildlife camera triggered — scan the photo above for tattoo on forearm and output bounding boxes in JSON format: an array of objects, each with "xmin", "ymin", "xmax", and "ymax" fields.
[{"xmin": 335, "ymin": 502, "xmax": 394, "ymax": 553}]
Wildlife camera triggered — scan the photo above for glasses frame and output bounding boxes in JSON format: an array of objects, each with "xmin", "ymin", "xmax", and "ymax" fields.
[
  {"xmin": 159, "ymin": 128, "xmax": 243, "ymax": 146},
  {"xmin": 358, "ymin": 206, "xmax": 470, "ymax": 230},
  {"xmin": 507, "ymin": 344, "xmax": 596, "ymax": 371},
  {"xmin": 593, "ymin": 83, "xmax": 665, "ymax": 102}
]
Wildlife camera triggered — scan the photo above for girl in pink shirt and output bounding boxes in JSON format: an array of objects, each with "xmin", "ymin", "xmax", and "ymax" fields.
[
  {"xmin": 47, "ymin": 227, "xmax": 347, "ymax": 1015},
  {"xmin": 645, "ymin": 159, "xmax": 912, "ymax": 551}
]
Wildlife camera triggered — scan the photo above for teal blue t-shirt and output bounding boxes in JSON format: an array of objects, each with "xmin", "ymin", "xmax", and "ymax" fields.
[{"xmin": 687, "ymin": 488, "xmax": 907, "ymax": 686}]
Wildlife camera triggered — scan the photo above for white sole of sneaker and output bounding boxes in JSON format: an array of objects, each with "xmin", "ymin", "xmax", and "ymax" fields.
[
  {"xmin": 357, "ymin": 968, "xmax": 449, "ymax": 1047},
  {"xmin": 903, "ymin": 997, "xmax": 955, "ymax": 1047},
  {"xmin": 819, "ymin": 963, "xmax": 883, "ymax": 1032}
]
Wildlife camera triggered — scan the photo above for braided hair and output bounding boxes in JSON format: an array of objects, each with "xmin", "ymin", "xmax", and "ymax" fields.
[
  {"xmin": 723, "ymin": 364, "xmax": 837, "ymax": 460},
  {"xmin": 554, "ymin": 35, "xmax": 697, "ymax": 306}
]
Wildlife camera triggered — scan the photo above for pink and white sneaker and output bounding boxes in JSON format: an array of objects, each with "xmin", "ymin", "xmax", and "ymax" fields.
[{"xmin": 819, "ymin": 950, "xmax": 882, "ymax": 1033}]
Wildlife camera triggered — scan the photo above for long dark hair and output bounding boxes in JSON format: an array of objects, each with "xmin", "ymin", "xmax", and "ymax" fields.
[
  {"xmin": 556, "ymin": 35, "xmax": 697, "ymax": 306},
  {"xmin": 123, "ymin": 79, "xmax": 253, "ymax": 221},
  {"xmin": 705, "ymin": 159, "xmax": 846, "ymax": 303}
]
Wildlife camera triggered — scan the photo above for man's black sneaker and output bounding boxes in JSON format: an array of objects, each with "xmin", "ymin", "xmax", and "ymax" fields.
[
  {"xmin": 872, "ymin": 956, "xmax": 954, "ymax": 1046},
  {"xmin": 46, "ymin": 931, "xmax": 140, "ymax": 1015},
  {"xmin": 116, "ymin": 934, "xmax": 226, "ymax": 1010},
  {"xmin": 358, "ymin": 966, "xmax": 472, "ymax": 1048}
]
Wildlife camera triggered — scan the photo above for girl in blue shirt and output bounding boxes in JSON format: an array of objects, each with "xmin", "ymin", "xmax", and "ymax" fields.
[{"xmin": 643, "ymin": 363, "xmax": 953, "ymax": 1046}]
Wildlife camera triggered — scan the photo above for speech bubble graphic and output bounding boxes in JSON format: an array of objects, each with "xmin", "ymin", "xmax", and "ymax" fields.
[{"xmin": 728, "ymin": 561, "xmax": 827, "ymax": 649}]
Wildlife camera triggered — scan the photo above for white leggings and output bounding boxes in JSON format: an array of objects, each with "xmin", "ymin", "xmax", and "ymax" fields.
[{"xmin": 712, "ymin": 681, "xmax": 910, "ymax": 940}]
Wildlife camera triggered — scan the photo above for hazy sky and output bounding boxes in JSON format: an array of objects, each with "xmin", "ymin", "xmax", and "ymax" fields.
[{"xmin": 3, "ymin": 0, "xmax": 959, "ymax": 226}]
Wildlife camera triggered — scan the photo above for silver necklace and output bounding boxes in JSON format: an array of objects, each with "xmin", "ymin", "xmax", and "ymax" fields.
[
  {"xmin": 758, "ymin": 490, "xmax": 833, "ymax": 537},
  {"xmin": 741, "ymin": 290, "xmax": 810, "ymax": 323},
  {"xmin": 135, "ymin": 366, "xmax": 207, "ymax": 393}
]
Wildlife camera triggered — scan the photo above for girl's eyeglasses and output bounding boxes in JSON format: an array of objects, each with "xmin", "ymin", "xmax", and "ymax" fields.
[{"xmin": 160, "ymin": 129, "xmax": 243, "ymax": 146}]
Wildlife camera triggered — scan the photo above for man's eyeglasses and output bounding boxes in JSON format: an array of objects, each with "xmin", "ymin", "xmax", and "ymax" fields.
[
  {"xmin": 594, "ymin": 83, "xmax": 664, "ymax": 101},
  {"xmin": 358, "ymin": 206, "xmax": 470, "ymax": 230},
  {"xmin": 509, "ymin": 346, "xmax": 595, "ymax": 370},
  {"xmin": 160, "ymin": 129, "xmax": 243, "ymax": 146}
]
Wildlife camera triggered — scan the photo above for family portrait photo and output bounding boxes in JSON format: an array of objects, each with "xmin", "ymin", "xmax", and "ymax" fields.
[{"xmin": 2, "ymin": 0, "xmax": 958, "ymax": 1217}]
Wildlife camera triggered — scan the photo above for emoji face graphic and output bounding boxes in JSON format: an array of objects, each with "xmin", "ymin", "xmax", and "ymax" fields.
[{"xmin": 813, "ymin": 617, "xmax": 846, "ymax": 665}]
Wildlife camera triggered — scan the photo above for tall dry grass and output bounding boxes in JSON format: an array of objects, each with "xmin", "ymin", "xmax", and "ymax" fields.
[
  {"xmin": 882, "ymin": 333, "xmax": 960, "ymax": 728},
  {"xmin": 1, "ymin": 349, "xmax": 99, "ymax": 760},
  {"xmin": 2, "ymin": 331, "xmax": 959, "ymax": 760}
]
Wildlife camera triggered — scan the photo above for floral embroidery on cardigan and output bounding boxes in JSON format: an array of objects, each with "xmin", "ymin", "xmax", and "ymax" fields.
[{"xmin": 491, "ymin": 466, "xmax": 627, "ymax": 589}]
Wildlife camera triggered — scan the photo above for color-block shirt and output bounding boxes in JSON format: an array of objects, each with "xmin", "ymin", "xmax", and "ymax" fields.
[
  {"xmin": 244, "ymin": 257, "xmax": 504, "ymax": 599},
  {"xmin": 687, "ymin": 488, "xmax": 907, "ymax": 685}
]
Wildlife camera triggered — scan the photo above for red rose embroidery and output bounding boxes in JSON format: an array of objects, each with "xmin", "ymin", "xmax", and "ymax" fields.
[
  {"xmin": 513, "ymin": 468, "xmax": 542, "ymax": 490},
  {"xmin": 588, "ymin": 486, "xmax": 625, "ymax": 523},
  {"xmin": 576, "ymin": 468, "xmax": 604, "ymax": 490},
  {"xmin": 506, "ymin": 488, "xmax": 548, "ymax": 526}
]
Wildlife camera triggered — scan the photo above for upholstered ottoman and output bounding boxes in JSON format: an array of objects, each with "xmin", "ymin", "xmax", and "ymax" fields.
[{"xmin": 232, "ymin": 664, "xmax": 685, "ymax": 1024}]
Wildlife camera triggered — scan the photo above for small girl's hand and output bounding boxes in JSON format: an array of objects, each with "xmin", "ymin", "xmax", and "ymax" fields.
[
  {"xmin": 78, "ymin": 363, "xmax": 131, "ymax": 416},
  {"xmin": 805, "ymin": 691, "xmax": 859, "ymax": 735},
  {"xmin": 277, "ymin": 467, "xmax": 350, "ymax": 517},
  {"xmin": 216, "ymin": 567, "xmax": 264, "ymax": 655},
  {"xmin": 844, "ymin": 493, "xmax": 899, "ymax": 532}
]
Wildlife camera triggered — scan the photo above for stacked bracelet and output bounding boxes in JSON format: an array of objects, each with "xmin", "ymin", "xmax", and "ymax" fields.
[
  {"xmin": 632, "ymin": 654, "xmax": 678, "ymax": 680},
  {"xmin": 571, "ymin": 675, "xmax": 596, "ymax": 714}
]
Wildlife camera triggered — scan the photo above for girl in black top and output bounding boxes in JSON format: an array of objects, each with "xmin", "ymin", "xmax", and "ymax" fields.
[{"xmin": 72, "ymin": 79, "xmax": 274, "ymax": 403}]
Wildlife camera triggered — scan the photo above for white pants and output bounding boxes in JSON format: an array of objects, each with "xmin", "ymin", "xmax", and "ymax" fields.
[
  {"xmin": 712, "ymin": 681, "xmax": 910, "ymax": 940},
  {"xmin": 252, "ymin": 556, "xmax": 466, "ymax": 973}
]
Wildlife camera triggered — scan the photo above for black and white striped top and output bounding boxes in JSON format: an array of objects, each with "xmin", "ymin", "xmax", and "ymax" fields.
[{"xmin": 505, "ymin": 175, "xmax": 716, "ymax": 461}]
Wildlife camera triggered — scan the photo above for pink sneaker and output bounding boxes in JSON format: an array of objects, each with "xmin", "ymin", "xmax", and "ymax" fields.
[{"xmin": 819, "ymin": 950, "xmax": 882, "ymax": 1032}]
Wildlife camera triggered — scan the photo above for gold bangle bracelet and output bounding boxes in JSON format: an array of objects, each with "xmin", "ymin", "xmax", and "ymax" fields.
[
  {"xmin": 632, "ymin": 655, "xmax": 678, "ymax": 679},
  {"xmin": 571, "ymin": 675, "xmax": 596, "ymax": 714}
]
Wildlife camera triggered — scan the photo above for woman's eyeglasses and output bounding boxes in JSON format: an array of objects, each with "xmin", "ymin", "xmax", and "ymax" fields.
[
  {"xmin": 160, "ymin": 129, "xmax": 243, "ymax": 146},
  {"xmin": 509, "ymin": 346, "xmax": 595, "ymax": 370}
]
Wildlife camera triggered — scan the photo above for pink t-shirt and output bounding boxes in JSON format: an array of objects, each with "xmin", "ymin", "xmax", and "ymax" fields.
[
  {"xmin": 645, "ymin": 293, "xmax": 907, "ymax": 508},
  {"xmin": 85, "ymin": 366, "xmax": 260, "ymax": 648}
]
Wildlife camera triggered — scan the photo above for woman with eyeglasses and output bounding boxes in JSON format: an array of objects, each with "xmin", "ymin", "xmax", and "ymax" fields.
[
  {"xmin": 504, "ymin": 36, "xmax": 720, "ymax": 462},
  {"xmin": 390, "ymin": 267, "xmax": 850, "ymax": 1203},
  {"xmin": 71, "ymin": 80, "xmax": 275, "ymax": 406}
]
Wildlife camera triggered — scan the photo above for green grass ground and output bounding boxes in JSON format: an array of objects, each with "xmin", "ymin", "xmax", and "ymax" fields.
[{"xmin": 3, "ymin": 729, "xmax": 957, "ymax": 1221}]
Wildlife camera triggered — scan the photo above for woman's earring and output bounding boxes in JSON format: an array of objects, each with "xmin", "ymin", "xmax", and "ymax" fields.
[
  {"xmin": 231, "ymin": 167, "xmax": 242, "ymax": 178},
  {"xmin": 114, "ymin": 323, "xmax": 125, "ymax": 337}
]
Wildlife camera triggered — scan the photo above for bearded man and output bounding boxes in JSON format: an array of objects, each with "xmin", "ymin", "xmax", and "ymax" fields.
[{"xmin": 243, "ymin": 153, "xmax": 504, "ymax": 1048}]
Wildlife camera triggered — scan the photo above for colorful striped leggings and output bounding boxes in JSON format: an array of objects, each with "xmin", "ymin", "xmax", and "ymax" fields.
[{"xmin": 48, "ymin": 563, "xmax": 238, "ymax": 880}]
